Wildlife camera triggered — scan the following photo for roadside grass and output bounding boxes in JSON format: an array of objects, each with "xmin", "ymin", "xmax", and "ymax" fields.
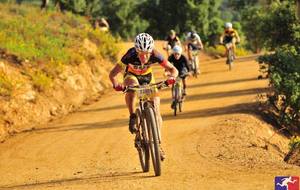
[
  {"xmin": 205, "ymin": 44, "xmax": 251, "ymax": 58},
  {"xmin": 0, "ymin": 3, "xmax": 119, "ymax": 92},
  {"xmin": 0, "ymin": 71, "xmax": 14, "ymax": 97},
  {"xmin": 289, "ymin": 136, "xmax": 300, "ymax": 149}
]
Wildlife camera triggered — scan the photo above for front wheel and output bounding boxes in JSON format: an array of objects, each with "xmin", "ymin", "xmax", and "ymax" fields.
[
  {"xmin": 227, "ymin": 47, "xmax": 234, "ymax": 71},
  {"xmin": 135, "ymin": 109, "xmax": 150, "ymax": 172},
  {"xmin": 145, "ymin": 107, "xmax": 161, "ymax": 176}
]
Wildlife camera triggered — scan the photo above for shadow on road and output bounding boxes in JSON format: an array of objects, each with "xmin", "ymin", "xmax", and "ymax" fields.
[
  {"xmin": 160, "ymin": 87, "xmax": 267, "ymax": 104},
  {"xmin": 24, "ymin": 87, "xmax": 267, "ymax": 134},
  {"xmin": 187, "ymin": 77, "xmax": 259, "ymax": 89},
  {"xmin": 79, "ymin": 104, "xmax": 127, "ymax": 113},
  {"xmin": 162, "ymin": 102, "xmax": 258, "ymax": 121},
  {"xmin": 0, "ymin": 171, "xmax": 153, "ymax": 189},
  {"xmin": 25, "ymin": 118, "xmax": 128, "ymax": 134}
]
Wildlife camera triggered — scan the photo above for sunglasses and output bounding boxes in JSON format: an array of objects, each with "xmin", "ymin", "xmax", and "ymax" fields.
[{"xmin": 136, "ymin": 50, "xmax": 152, "ymax": 56}]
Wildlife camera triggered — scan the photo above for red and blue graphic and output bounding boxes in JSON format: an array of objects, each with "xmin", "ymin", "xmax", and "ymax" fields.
[{"xmin": 275, "ymin": 176, "xmax": 299, "ymax": 190}]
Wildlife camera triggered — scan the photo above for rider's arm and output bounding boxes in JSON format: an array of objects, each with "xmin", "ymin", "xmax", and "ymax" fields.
[
  {"xmin": 197, "ymin": 38, "xmax": 204, "ymax": 50},
  {"xmin": 235, "ymin": 30, "xmax": 241, "ymax": 43},
  {"xmin": 109, "ymin": 64, "xmax": 123, "ymax": 87},
  {"xmin": 176, "ymin": 36, "xmax": 182, "ymax": 46},
  {"xmin": 183, "ymin": 40, "xmax": 189, "ymax": 52},
  {"xmin": 219, "ymin": 33, "xmax": 225, "ymax": 44},
  {"xmin": 182, "ymin": 56, "xmax": 190, "ymax": 72},
  {"xmin": 160, "ymin": 61, "xmax": 178, "ymax": 78}
]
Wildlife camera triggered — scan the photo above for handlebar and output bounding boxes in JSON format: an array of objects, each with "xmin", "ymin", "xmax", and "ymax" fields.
[{"xmin": 123, "ymin": 81, "xmax": 169, "ymax": 93}]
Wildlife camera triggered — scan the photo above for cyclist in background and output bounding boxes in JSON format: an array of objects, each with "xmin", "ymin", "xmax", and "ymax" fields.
[
  {"xmin": 184, "ymin": 31, "xmax": 204, "ymax": 74},
  {"xmin": 219, "ymin": 22, "xmax": 240, "ymax": 59},
  {"xmin": 167, "ymin": 45, "xmax": 190, "ymax": 105},
  {"xmin": 109, "ymin": 33, "xmax": 178, "ymax": 159},
  {"xmin": 164, "ymin": 29, "xmax": 181, "ymax": 57}
]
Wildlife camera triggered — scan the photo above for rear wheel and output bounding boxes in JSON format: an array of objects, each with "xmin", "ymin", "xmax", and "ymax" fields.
[
  {"xmin": 135, "ymin": 109, "xmax": 150, "ymax": 172},
  {"xmin": 179, "ymin": 100, "xmax": 182, "ymax": 112},
  {"xmin": 227, "ymin": 48, "xmax": 233, "ymax": 71},
  {"xmin": 145, "ymin": 107, "xmax": 161, "ymax": 176},
  {"xmin": 194, "ymin": 56, "xmax": 199, "ymax": 77},
  {"xmin": 173, "ymin": 86, "xmax": 179, "ymax": 116}
]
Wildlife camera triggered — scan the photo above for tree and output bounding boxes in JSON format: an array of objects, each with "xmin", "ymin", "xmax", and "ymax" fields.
[
  {"xmin": 297, "ymin": 0, "xmax": 300, "ymax": 19},
  {"xmin": 241, "ymin": 6, "xmax": 265, "ymax": 52},
  {"xmin": 101, "ymin": 0, "xmax": 149, "ymax": 39},
  {"xmin": 261, "ymin": 1, "xmax": 299, "ymax": 49},
  {"xmin": 140, "ymin": 0, "xmax": 224, "ymax": 43}
]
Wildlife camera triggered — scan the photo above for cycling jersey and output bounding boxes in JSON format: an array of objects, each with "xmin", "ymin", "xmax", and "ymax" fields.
[
  {"xmin": 222, "ymin": 29, "xmax": 239, "ymax": 43},
  {"xmin": 186, "ymin": 33, "xmax": 201, "ymax": 43},
  {"xmin": 168, "ymin": 54, "xmax": 190, "ymax": 78},
  {"xmin": 119, "ymin": 47, "xmax": 167, "ymax": 76},
  {"xmin": 224, "ymin": 29, "xmax": 238, "ymax": 38},
  {"xmin": 166, "ymin": 36, "xmax": 180, "ymax": 48},
  {"xmin": 186, "ymin": 33, "xmax": 202, "ymax": 50}
]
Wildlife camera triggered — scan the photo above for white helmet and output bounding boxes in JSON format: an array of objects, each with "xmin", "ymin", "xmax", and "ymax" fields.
[
  {"xmin": 135, "ymin": 33, "xmax": 154, "ymax": 52},
  {"xmin": 173, "ymin": 45, "xmax": 182, "ymax": 54},
  {"xmin": 225, "ymin": 22, "xmax": 232, "ymax": 29}
]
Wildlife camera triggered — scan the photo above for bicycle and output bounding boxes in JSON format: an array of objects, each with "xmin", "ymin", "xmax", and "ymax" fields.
[
  {"xmin": 189, "ymin": 49, "xmax": 200, "ymax": 78},
  {"xmin": 223, "ymin": 42, "xmax": 234, "ymax": 71},
  {"xmin": 171, "ymin": 75, "xmax": 187, "ymax": 116},
  {"xmin": 124, "ymin": 81, "xmax": 168, "ymax": 176}
]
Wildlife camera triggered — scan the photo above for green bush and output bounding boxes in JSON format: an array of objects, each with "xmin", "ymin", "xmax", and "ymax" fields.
[
  {"xmin": 258, "ymin": 45, "xmax": 300, "ymax": 128},
  {"xmin": 257, "ymin": 1, "xmax": 300, "ymax": 130},
  {"xmin": 289, "ymin": 136, "xmax": 300, "ymax": 149},
  {"xmin": 205, "ymin": 45, "xmax": 251, "ymax": 58}
]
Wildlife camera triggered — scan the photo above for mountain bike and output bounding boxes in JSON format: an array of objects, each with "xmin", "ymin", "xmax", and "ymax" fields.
[
  {"xmin": 171, "ymin": 75, "xmax": 187, "ymax": 116},
  {"xmin": 189, "ymin": 49, "xmax": 200, "ymax": 78},
  {"xmin": 124, "ymin": 81, "xmax": 168, "ymax": 176},
  {"xmin": 224, "ymin": 42, "xmax": 234, "ymax": 71}
]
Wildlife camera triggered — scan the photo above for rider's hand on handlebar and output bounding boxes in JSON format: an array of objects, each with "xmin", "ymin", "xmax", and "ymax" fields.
[
  {"xmin": 113, "ymin": 83, "xmax": 124, "ymax": 91},
  {"xmin": 166, "ymin": 77, "xmax": 176, "ymax": 86}
]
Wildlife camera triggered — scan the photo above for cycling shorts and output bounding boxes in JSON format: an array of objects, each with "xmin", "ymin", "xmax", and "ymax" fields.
[
  {"xmin": 124, "ymin": 72, "xmax": 155, "ymax": 85},
  {"xmin": 188, "ymin": 43, "xmax": 201, "ymax": 51}
]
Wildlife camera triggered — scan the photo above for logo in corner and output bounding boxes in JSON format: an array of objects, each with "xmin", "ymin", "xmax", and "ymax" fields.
[{"xmin": 275, "ymin": 176, "xmax": 299, "ymax": 190}]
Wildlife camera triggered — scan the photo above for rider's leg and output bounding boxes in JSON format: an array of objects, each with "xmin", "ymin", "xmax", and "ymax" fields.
[
  {"xmin": 195, "ymin": 55, "xmax": 200, "ymax": 74},
  {"xmin": 224, "ymin": 45, "xmax": 229, "ymax": 58},
  {"xmin": 171, "ymin": 84, "xmax": 176, "ymax": 109},
  {"xmin": 182, "ymin": 77, "xmax": 187, "ymax": 95},
  {"xmin": 153, "ymin": 96, "xmax": 162, "ymax": 137},
  {"xmin": 232, "ymin": 38, "xmax": 237, "ymax": 59},
  {"xmin": 187, "ymin": 44, "xmax": 192, "ymax": 61},
  {"xmin": 124, "ymin": 75, "xmax": 139, "ymax": 133}
]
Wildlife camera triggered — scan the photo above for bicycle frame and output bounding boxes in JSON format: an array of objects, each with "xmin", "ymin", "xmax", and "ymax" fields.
[
  {"xmin": 225, "ymin": 43, "xmax": 234, "ymax": 70},
  {"xmin": 189, "ymin": 49, "xmax": 200, "ymax": 77},
  {"xmin": 124, "ymin": 81, "xmax": 168, "ymax": 176}
]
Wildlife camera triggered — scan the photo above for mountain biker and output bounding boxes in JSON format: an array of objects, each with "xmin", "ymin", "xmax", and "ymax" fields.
[
  {"xmin": 184, "ymin": 31, "xmax": 204, "ymax": 74},
  {"xmin": 219, "ymin": 22, "xmax": 241, "ymax": 59},
  {"xmin": 167, "ymin": 45, "xmax": 190, "ymax": 108},
  {"xmin": 109, "ymin": 33, "xmax": 178, "ymax": 159},
  {"xmin": 164, "ymin": 29, "xmax": 181, "ymax": 57}
]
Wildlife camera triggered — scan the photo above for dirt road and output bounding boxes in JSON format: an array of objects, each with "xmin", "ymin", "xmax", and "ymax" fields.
[{"xmin": 0, "ymin": 42, "xmax": 299, "ymax": 190}]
